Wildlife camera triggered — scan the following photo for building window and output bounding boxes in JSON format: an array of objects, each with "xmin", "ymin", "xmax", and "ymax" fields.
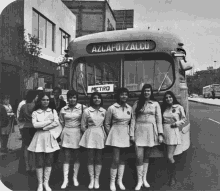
[
  {"xmin": 32, "ymin": 9, "xmax": 55, "ymax": 51},
  {"xmin": 60, "ymin": 29, "xmax": 70, "ymax": 55}
]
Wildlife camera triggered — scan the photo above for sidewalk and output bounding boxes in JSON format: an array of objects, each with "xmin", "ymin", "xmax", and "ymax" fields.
[{"xmin": 188, "ymin": 97, "xmax": 220, "ymax": 106}]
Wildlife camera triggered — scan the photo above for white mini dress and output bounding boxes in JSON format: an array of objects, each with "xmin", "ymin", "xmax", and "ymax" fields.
[
  {"xmin": 28, "ymin": 108, "xmax": 60, "ymax": 153},
  {"xmin": 59, "ymin": 104, "xmax": 86, "ymax": 149},
  {"xmin": 162, "ymin": 104, "xmax": 186, "ymax": 145},
  {"xmin": 79, "ymin": 107, "xmax": 106, "ymax": 149},
  {"xmin": 105, "ymin": 103, "xmax": 132, "ymax": 148}
]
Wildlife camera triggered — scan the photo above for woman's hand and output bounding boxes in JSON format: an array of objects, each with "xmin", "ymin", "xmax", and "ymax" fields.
[
  {"xmin": 158, "ymin": 134, "xmax": 163, "ymax": 143},
  {"xmin": 171, "ymin": 122, "xmax": 177, "ymax": 128}
]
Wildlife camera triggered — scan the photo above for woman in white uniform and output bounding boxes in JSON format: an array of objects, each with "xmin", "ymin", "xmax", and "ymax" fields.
[
  {"xmin": 105, "ymin": 88, "xmax": 133, "ymax": 191},
  {"xmin": 59, "ymin": 90, "xmax": 86, "ymax": 189},
  {"xmin": 130, "ymin": 84, "xmax": 163, "ymax": 190},
  {"xmin": 28, "ymin": 93, "xmax": 60, "ymax": 191},
  {"xmin": 79, "ymin": 92, "xmax": 106, "ymax": 189},
  {"xmin": 161, "ymin": 91, "xmax": 186, "ymax": 186}
]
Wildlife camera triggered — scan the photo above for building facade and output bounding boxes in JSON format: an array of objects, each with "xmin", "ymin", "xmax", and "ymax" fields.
[
  {"xmin": 113, "ymin": 9, "xmax": 134, "ymax": 30},
  {"xmin": 62, "ymin": 0, "xmax": 116, "ymax": 37},
  {"xmin": 0, "ymin": 0, "xmax": 76, "ymax": 109}
]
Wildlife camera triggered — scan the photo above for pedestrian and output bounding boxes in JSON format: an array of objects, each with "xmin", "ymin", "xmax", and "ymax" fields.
[
  {"xmin": 130, "ymin": 84, "xmax": 163, "ymax": 190},
  {"xmin": 0, "ymin": 100, "xmax": 9, "ymax": 152},
  {"xmin": 49, "ymin": 87, "xmax": 66, "ymax": 115},
  {"xmin": 16, "ymin": 89, "xmax": 28, "ymax": 130},
  {"xmin": 105, "ymin": 87, "xmax": 133, "ymax": 191},
  {"xmin": 212, "ymin": 88, "xmax": 215, "ymax": 99},
  {"xmin": 28, "ymin": 92, "xmax": 60, "ymax": 191},
  {"xmin": 79, "ymin": 92, "xmax": 106, "ymax": 189},
  {"xmin": 1, "ymin": 94, "xmax": 15, "ymax": 152},
  {"xmin": 59, "ymin": 90, "xmax": 86, "ymax": 189},
  {"xmin": 18, "ymin": 90, "xmax": 38, "ymax": 173},
  {"xmin": 161, "ymin": 91, "xmax": 186, "ymax": 186}
]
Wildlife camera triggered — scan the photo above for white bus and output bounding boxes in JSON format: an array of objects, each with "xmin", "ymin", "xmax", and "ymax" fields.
[
  {"xmin": 67, "ymin": 29, "xmax": 192, "ymax": 157},
  {"xmin": 203, "ymin": 84, "xmax": 220, "ymax": 98}
]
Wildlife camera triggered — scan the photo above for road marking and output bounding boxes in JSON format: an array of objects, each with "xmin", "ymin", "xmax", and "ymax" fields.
[{"xmin": 208, "ymin": 118, "xmax": 220, "ymax": 124}]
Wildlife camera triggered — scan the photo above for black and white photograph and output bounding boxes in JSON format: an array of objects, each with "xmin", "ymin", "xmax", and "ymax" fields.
[{"xmin": 0, "ymin": 0, "xmax": 220, "ymax": 190}]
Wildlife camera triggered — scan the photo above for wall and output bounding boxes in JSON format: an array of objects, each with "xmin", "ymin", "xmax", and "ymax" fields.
[
  {"xmin": 62, "ymin": 1, "xmax": 106, "ymax": 37},
  {"xmin": 24, "ymin": 0, "xmax": 76, "ymax": 63},
  {"xmin": 0, "ymin": 0, "xmax": 76, "ymax": 109},
  {"xmin": 0, "ymin": 0, "xmax": 25, "ymax": 106},
  {"xmin": 105, "ymin": 2, "xmax": 116, "ymax": 31}
]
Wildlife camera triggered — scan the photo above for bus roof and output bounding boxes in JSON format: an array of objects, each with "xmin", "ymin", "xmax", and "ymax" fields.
[{"xmin": 68, "ymin": 29, "xmax": 184, "ymax": 59}]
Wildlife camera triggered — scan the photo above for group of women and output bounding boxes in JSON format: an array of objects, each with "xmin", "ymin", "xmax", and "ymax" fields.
[{"xmin": 19, "ymin": 84, "xmax": 186, "ymax": 191}]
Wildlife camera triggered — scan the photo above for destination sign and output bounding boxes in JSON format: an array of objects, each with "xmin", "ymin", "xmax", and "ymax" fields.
[
  {"xmin": 86, "ymin": 40, "xmax": 156, "ymax": 54},
  {"xmin": 87, "ymin": 84, "xmax": 114, "ymax": 93}
]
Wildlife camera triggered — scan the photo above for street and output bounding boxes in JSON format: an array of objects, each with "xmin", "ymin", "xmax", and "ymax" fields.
[{"xmin": 1, "ymin": 101, "xmax": 220, "ymax": 191}]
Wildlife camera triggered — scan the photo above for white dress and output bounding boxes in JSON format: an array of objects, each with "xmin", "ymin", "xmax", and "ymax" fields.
[
  {"xmin": 28, "ymin": 108, "xmax": 60, "ymax": 153},
  {"xmin": 130, "ymin": 100, "xmax": 163, "ymax": 147},
  {"xmin": 105, "ymin": 103, "xmax": 132, "ymax": 148},
  {"xmin": 162, "ymin": 104, "xmax": 186, "ymax": 145},
  {"xmin": 79, "ymin": 107, "xmax": 106, "ymax": 149},
  {"xmin": 59, "ymin": 104, "xmax": 86, "ymax": 149}
]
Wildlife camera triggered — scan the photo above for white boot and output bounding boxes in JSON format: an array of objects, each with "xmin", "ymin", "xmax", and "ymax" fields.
[
  {"xmin": 73, "ymin": 163, "xmax": 80, "ymax": 186},
  {"xmin": 36, "ymin": 168, "xmax": 43, "ymax": 191},
  {"xmin": 43, "ymin": 167, "xmax": 52, "ymax": 191},
  {"xmin": 110, "ymin": 168, "xmax": 117, "ymax": 191},
  {"xmin": 94, "ymin": 165, "xmax": 102, "ymax": 189},
  {"xmin": 135, "ymin": 165, "xmax": 143, "ymax": 191},
  {"xmin": 143, "ymin": 163, "xmax": 150, "ymax": 188},
  {"xmin": 117, "ymin": 165, "xmax": 126, "ymax": 190},
  {"xmin": 61, "ymin": 163, "xmax": 69, "ymax": 189},
  {"xmin": 88, "ymin": 165, "xmax": 94, "ymax": 189}
]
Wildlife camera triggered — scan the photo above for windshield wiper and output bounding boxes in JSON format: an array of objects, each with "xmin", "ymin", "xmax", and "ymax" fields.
[{"xmin": 157, "ymin": 64, "xmax": 172, "ymax": 93}]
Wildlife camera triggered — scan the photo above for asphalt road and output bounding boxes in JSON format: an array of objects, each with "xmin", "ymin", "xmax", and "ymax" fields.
[{"xmin": 1, "ymin": 101, "xmax": 220, "ymax": 191}]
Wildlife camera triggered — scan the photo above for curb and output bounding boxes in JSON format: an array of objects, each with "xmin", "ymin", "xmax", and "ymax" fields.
[{"xmin": 189, "ymin": 99, "xmax": 220, "ymax": 107}]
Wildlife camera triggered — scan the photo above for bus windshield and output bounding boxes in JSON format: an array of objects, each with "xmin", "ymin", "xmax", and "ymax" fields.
[
  {"xmin": 72, "ymin": 54, "xmax": 174, "ymax": 94},
  {"xmin": 124, "ymin": 57, "xmax": 173, "ymax": 91}
]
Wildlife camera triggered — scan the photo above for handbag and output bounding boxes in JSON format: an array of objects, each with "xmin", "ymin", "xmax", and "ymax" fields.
[
  {"xmin": 49, "ymin": 109, "xmax": 63, "ymax": 140},
  {"xmin": 7, "ymin": 117, "xmax": 16, "ymax": 150}
]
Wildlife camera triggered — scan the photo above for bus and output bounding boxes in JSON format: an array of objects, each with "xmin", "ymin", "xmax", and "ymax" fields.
[
  {"xmin": 67, "ymin": 29, "xmax": 192, "ymax": 157},
  {"xmin": 203, "ymin": 84, "xmax": 220, "ymax": 98}
]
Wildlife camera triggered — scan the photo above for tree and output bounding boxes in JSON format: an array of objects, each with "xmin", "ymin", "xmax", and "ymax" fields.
[{"xmin": 6, "ymin": 27, "xmax": 42, "ymax": 93}]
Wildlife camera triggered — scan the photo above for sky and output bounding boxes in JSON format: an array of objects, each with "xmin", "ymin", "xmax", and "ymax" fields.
[
  {"xmin": 108, "ymin": 0, "xmax": 220, "ymax": 72},
  {"xmin": 1, "ymin": 0, "xmax": 220, "ymax": 72}
]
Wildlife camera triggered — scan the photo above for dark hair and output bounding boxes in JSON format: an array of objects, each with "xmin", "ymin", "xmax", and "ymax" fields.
[
  {"xmin": 26, "ymin": 90, "xmax": 38, "ymax": 103},
  {"xmin": 53, "ymin": 87, "xmax": 62, "ymax": 94},
  {"xmin": 34, "ymin": 92, "xmax": 51, "ymax": 111},
  {"xmin": 161, "ymin": 91, "xmax": 181, "ymax": 114},
  {"xmin": 67, "ymin": 90, "xmax": 78, "ymax": 100},
  {"xmin": 115, "ymin": 87, "xmax": 129, "ymax": 103},
  {"xmin": 90, "ymin": 92, "xmax": 103, "ymax": 107},
  {"xmin": 135, "ymin": 84, "xmax": 156, "ymax": 117},
  {"xmin": 23, "ymin": 89, "xmax": 29, "ymax": 100}
]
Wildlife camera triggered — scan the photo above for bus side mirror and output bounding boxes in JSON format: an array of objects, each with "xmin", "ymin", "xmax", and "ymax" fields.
[{"xmin": 179, "ymin": 59, "xmax": 192, "ymax": 71}]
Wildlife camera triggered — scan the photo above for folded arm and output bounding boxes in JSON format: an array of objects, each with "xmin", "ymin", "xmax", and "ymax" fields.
[
  {"xmin": 32, "ymin": 111, "xmax": 52, "ymax": 129},
  {"xmin": 175, "ymin": 106, "xmax": 187, "ymax": 127},
  {"xmin": 43, "ymin": 110, "xmax": 59, "ymax": 130}
]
